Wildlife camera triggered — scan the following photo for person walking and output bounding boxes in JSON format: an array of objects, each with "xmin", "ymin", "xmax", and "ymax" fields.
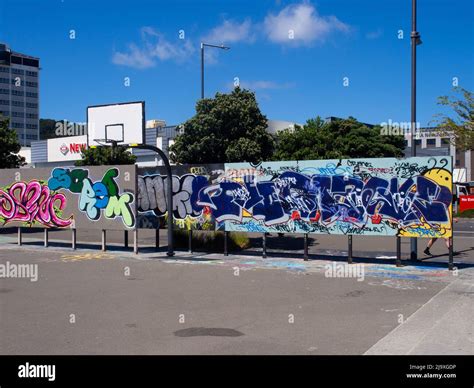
[
  {"xmin": 423, "ymin": 237, "xmax": 452, "ymax": 256},
  {"xmin": 423, "ymin": 218, "xmax": 458, "ymax": 256}
]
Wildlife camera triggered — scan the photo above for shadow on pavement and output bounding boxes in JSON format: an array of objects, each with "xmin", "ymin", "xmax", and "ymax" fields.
[{"xmin": 4, "ymin": 230, "xmax": 473, "ymax": 269}]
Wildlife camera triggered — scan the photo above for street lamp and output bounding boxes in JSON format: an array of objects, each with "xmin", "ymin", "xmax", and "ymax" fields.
[
  {"xmin": 200, "ymin": 42, "xmax": 230, "ymax": 99},
  {"xmin": 410, "ymin": 0, "xmax": 422, "ymax": 260}
]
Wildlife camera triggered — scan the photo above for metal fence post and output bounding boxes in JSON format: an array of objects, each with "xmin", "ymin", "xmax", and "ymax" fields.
[
  {"xmin": 72, "ymin": 229, "xmax": 76, "ymax": 250},
  {"xmin": 17, "ymin": 227, "xmax": 22, "ymax": 246},
  {"xmin": 155, "ymin": 228, "xmax": 160, "ymax": 249},
  {"xmin": 396, "ymin": 237, "xmax": 402, "ymax": 267},
  {"xmin": 304, "ymin": 233, "xmax": 309, "ymax": 261},
  {"xmin": 224, "ymin": 231, "xmax": 229, "ymax": 256},
  {"xmin": 188, "ymin": 229, "xmax": 193, "ymax": 253},
  {"xmin": 44, "ymin": 229, "xmax": 49, "ymax": 248},
  {"xmin": 134, "ymin": 229, "xmax": 138, "ymax": 254},
  {"xmin": 262, "ymin": 233, "xmax": 267, "ymax": 259},
  {"xmin": 348, "ymin": 235, "xmax": 353, "ymax": 264},
  {"xmin": 124, "ymin": 230, "xmax": 128, "ymax": 248},
  {"xmin": 449, "ymin": 237, "xmax": 454, "ymax": 271},
  {"xmin": 102, "ymin": 230, "xmax": 106, "ymax": 252},
  {"xmin": 449, "ymin": 207, "xmax": 454, "ymax": 270}
]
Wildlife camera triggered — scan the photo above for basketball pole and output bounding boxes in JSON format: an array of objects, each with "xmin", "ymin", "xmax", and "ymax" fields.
[
  {"xmin": 410, "ymin": 0, "xmax": 422, "ymax": 261},
  {"xmin": 111, "ymin": 140, "xmax": 117, "ymax": 161}
]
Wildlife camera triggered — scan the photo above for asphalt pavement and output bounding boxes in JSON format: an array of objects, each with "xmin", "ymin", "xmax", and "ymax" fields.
[{"xmin": 0, "ymin": 224, "xmax": 473, "ymax": 355}]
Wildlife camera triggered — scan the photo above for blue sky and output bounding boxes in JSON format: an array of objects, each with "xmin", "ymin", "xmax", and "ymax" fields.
[{"xmin": 1, "ymin": 0, "xmax": 473, "ymax": 127}]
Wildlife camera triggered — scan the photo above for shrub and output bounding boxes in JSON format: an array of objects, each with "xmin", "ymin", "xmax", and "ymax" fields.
[{"xmin": 172, "ymin": 230, "xmax": 250, "ymax": 252}]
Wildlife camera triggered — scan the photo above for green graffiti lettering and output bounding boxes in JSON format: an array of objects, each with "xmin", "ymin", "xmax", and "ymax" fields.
[
  {"xmin": 105, "ymin": 194, "xmax": 135, "ymax": 227},
  {"xmin": 102, "ymin": 168, "xmax": 119, "ymax": 197},
  {"xmin": 69, "ymin": 169, "xmax": 88, "ymax": 193}
]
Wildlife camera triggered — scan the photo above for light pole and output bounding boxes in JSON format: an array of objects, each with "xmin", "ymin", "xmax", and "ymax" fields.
[
  {"xmin": 200, "ymin": 42, "xmax": 230, "ymax": 99},
  {"xmin": 410, "ymin": 0, "xmax": 422, "ymax": 260}
]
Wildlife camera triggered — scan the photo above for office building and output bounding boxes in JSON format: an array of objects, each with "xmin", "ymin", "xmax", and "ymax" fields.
[{"xmin": 0, "ymin": 43, "xmax": 40, "ymax": 146}]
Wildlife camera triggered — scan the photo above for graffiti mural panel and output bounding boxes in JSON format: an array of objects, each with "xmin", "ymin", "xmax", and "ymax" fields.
[
  {"xmin": 0, "ymin": 165, "xmax": 137, "ymax": 230},
  {"xmin": 7, "ymin": 157, "xmax": 449, "ymax": 236},
  {"xmin": 208, "ymin": 157, "xmax": 453, "ymax": 238},
  {"xmin": 137, "ymin": 164, "xmax": 225, "ymax": 230}
]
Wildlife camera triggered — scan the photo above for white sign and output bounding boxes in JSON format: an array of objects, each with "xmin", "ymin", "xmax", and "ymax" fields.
[
  {"xmin": 453, "ymin": 168, "xmax": 467, "ymax": 183},
  {"xmin": 47, "ymin": 135, "xmax": 88, "ymax": 162}
]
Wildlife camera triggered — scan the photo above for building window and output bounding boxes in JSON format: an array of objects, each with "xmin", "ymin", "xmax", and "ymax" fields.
[
  {"xmin": 23, "ymin": 58, "xmax": 39, "ymax": 67},
  {"xmin": 10, "ymin": 56, "xmax": 22, "ymax": 65},
  {"xmin": 427, "ymin": 139, "xmax": 436, "ymax": 146}
]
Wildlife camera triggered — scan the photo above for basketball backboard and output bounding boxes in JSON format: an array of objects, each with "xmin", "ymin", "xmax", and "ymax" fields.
[{"xmin": 87, "ymin": 101, "xmax": 145, "ymax": 147}]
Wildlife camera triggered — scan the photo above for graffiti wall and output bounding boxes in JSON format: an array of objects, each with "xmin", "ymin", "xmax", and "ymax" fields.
[
  {"xmin": 0, "ymin": 166, "xmax": 136, "ymax": 229},
  {"xmin": 211, "ymin": 157, "xmax": 453, "ymax": 238},
  {"xmin": 0, "ymin": 157, "xmax": 453, "ymax": 238},
  {"xmin": 136, "ymin": 157, "xmax": 452, "ymax": 238},
  {"xmin": 137, "ymin": 164, "xmax": 224, "ymax": 230}
]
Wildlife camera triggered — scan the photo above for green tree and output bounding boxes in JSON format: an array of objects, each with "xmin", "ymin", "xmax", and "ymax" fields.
[
  {"xmin": 0, "ymin": 115, "xmax": 25, "ymax": 169},
  {"xmin": 170, "ymin": 87, "xmax": 275, "ymax": 164},
  {"xmin": 75, "ymin": 145, "xmax": 136, "ymax": 166},
  {"xmin": 432, "ymin": 87, "xmax": 474, "ymax": 151},
  {"xmin": 273, "ymin": 116, "xmax": 405, "ymax": 161}
]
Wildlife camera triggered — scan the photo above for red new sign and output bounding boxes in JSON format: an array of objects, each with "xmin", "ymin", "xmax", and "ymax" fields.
[
  {"xmin": 69, "ymin": 143, "xmax": 87, "ymax": 153},
  {"xmin": 459, "ymin": 195, "xmax": 474, "ymax": 213}
]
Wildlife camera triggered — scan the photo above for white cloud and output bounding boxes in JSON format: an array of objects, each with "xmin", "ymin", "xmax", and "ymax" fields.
[
  {"xmin": 112, "ymin": 43, "xmax": 156, "ymax": 69},
  {"xmin": 263, "ymin": 3, "xmax": 350, "ymax": 46},
  {"xmin": 227, "ymin": 80, "xmax": 295, "ymax": 91},
  {"xmin": 112, "ymin": 27, "xmax": 194, "ymax": 69},
  {"xmin": 112, "ymin": 4, "xmax": 351, "ymax": 69},
  {"xmin": 241, "ymin": 80, "xmax": 295, "ymax": 90},
  {"xmin": 202, "ymin": 19, "xmax": 255, "ymax": 45},
  {"xmin": 366, "ymin": 28, "xmax": 383, "ymax": 40}
]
